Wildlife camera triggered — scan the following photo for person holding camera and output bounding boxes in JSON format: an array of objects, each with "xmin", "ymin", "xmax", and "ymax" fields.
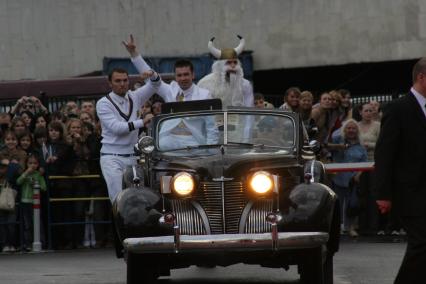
[{"xmin": 9, "ymin": 96, "xmax": 48, "ymax": 118}]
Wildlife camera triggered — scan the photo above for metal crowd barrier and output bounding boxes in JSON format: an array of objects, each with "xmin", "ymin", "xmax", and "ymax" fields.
[
  {"xmin": 324, "ymin": 162, "xmax": 374, "ymax": 173},
  {"xmin": 46, "ymin": 174, "xmax": 111, "ymax": 250}
]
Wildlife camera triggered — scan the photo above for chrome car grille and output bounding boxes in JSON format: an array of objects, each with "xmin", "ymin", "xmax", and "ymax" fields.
[
  {"xmin": 243, "ymin": 200, "xmax": 273, "ymax": 233},
  {"xmin": 170, "ymin": 199, "xmax": 207, "ymax": 235},
  {"xmin": 197, "ymin": 181, "xmax": 247, "ymax": 234},
  {"xmin": 170, "ymin": 176, "xmax": 299, "ymax": 235}
]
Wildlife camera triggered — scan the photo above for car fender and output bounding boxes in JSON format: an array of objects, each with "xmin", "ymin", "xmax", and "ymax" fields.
[{"xmin": 113, "ymin": 187, "xmax": 171, "ymax": 241}]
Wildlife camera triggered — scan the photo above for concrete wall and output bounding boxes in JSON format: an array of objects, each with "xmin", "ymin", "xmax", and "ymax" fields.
[{"xmin": 1, "ymin": 0, "xmax": 426, "ymax": 80}]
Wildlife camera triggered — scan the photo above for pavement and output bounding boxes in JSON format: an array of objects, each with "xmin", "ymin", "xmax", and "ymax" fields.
[{"xmin": 0, "ymin": 237, "xmax": 406, "ymax": 284}]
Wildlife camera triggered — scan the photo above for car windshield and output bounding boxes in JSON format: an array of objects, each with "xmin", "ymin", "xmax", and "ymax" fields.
[{"xmin": 156, "ymin": 112, "xmax": 295, "ymax": 152}]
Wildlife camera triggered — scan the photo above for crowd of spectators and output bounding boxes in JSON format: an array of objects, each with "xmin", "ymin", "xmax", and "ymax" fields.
[
  {"xmin": 0, "ymin": 87, "xmax": 396, "ymax": 253},
  {"xmin": 0, "ymin": 96, "xmax": 107, "ymax": 252},
  {"xmin": 255, "ymin": 87, "xmax": 398, "ymax": 238}
]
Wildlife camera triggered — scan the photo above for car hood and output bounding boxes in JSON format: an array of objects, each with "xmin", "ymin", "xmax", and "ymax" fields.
[{"xmin": 153, "ymin": 148, "xmax": 300, "ymax": 179}]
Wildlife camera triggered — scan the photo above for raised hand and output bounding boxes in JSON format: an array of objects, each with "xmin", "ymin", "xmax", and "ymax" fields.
[
  {"xmin": 122, "ymin": 34, "xmax": 138, "ymax": 57},
  {"xmin": 140, "ymin": 70, "xmax": 154, "ymax": 81}
]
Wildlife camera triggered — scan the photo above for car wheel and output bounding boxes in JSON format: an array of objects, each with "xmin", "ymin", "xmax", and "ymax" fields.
[
  {"xmin": 126, "ymin": 252, "xmax": 158, "ymax": 284},
  {"xmin": 299, "ymin": 246, "xmax": 324, "ymax": 284},
  {"xmin": 323, "ymin": 253, "xmax": 334, "ymax": 284}
]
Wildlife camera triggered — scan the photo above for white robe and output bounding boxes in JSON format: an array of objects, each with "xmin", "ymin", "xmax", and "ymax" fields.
[{"xmin": 198, "ymin": 73, "xmax": 254, "ymax": 108}]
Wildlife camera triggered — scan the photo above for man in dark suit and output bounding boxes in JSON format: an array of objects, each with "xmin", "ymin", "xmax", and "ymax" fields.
[{"xmin": 375, "ymin": 57, "xmax": 426, "ymax": 283}]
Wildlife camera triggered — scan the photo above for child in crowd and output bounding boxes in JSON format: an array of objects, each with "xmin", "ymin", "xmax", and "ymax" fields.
[
  {"xmin": 0, "ymin": 130, "xmax": 27, "ymax": 169},
  {"xmin": 32, "ymin": 113, "xmax": 48, "ymax": 131},
  {"xmin": 16, "ymin": 155, "xmax": 47, "ymax": 251},
  {"xmin": 10, "ymin": 117, "xmax": 28, "ymax": 138},
  {"xmin": 18, "ymin": 131, "xmax": 35, "ymax": 154}
]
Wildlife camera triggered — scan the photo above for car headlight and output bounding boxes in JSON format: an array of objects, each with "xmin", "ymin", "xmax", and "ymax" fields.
[
  {"xmin": 172, "ymin": 172, "xmax": 194, "ymax": 196},
  {"xmin": 136, "ymin": 136, "xmax": 154, "ymax": 154},
  {"xmin": 250, "ymin": 171, "xmax": 274, "ymax": 194}
]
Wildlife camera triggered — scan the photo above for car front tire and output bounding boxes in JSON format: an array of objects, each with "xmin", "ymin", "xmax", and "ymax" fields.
[
  {"xmin": 126, "ymin": 252, "xmax": 158, "ymax": 284},
  {"xmin": 299, "ymin": 246, "xmax": 325, "ymax": 284},
  {"xmin": 323, "ymin": 253, "xmax": 334, "ymax": 284}
]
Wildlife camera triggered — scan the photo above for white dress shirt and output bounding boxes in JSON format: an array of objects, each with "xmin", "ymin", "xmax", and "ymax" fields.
[
  {"xmin": 411, "ymin": 87, "xmax": 426, "ymax": 119},
  {"xmin": 131, "ymin": 55, "xmax": 211, "ymax": 102}
]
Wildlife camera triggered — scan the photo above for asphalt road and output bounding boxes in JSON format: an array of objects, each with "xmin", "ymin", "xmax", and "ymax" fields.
[{"xmin": 0, "ymin": 238, "xmax": 405, "ymax": 284}]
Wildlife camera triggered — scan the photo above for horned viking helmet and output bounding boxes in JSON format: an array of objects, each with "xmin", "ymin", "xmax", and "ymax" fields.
[{"xmin": 208, "ymin": 35, "xmax": 245, "ymax": 60}]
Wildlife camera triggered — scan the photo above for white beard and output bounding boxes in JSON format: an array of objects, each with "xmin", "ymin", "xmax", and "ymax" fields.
[{"xmin": 198, "ymin": 60, "xmax": 245, "ymax": 108}]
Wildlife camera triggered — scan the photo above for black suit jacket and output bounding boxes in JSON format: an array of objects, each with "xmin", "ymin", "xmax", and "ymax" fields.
[{"xmin": 374, "ymin": 92, "xmax": 426, "ymax": 217}]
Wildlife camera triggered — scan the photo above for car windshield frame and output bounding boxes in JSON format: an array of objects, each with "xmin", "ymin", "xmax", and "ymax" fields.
[{"xmin": 152, "ymin": 109, "xmax": 299, "ymax": 153}]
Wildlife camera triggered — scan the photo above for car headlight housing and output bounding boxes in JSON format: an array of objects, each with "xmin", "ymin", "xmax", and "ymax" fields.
[
  {"xmin": 136, "ymin": 136, "xmax": 155, "ymax": 154},
  {"xmin": 249, "ymin": 171, "xmax": 274, "ymax": 194},
  {"xmin": 172, "ymin": 172, "xmax": 194, "ymax": 196}
]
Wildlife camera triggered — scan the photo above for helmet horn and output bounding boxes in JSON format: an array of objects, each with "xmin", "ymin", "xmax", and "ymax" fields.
[
  {"xmin": 208, "ymin": 37, "xmax": 221, "ymax": 59},
  {"xmin": 234, "ymin": 35, "xmax": 245, "ymax": 55}
]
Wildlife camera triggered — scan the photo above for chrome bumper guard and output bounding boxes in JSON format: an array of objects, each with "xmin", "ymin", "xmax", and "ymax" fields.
[{"xmin": 124, "ymin": 232, "xmax": 329, "ymax": 254}]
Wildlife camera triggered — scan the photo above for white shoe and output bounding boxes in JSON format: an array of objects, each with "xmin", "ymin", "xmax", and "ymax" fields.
[
  {"xmin": 377, "ymin": 230, "xmax": 385, "ymax": 236},
  {"xmin": 349, "ymin": 229, "xmax": 359, "ymax": 237},
  {"xmin": 2, "ymin": 246, "xmax": 10, "ymax": 253},
  {"xmin": 8, "ymin": 246, "xmax": 16, "ymax": 252},
  {"xmin": 399, "ymin": 229, "xmax": 407, "ymax": 236},
  {"xmin": 391, "ymin": 230, "xmax": 400, "ymax": 236}
]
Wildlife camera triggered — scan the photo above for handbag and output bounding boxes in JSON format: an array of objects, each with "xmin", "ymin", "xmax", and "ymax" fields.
[{"xmin": 0, "ymin": 181, "xmax": 17, "ymax": 211}]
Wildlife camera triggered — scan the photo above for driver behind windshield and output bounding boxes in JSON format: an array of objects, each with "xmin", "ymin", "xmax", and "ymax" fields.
[{"xmin": 158, "ymin": 115, "xmax": 218, "ymax": 150}]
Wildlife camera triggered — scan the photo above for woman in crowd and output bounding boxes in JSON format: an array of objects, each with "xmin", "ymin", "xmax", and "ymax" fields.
[
  {"xmin": 10, "ymin": 117, "xmax": 28, "ymax": 138},
  {"xmin": 357, "ymin": 103, "xmax": 382, "ymax": 235},
  {"xmin": 66, "ymin": 118, "xmax": 90, "ymax": 175},
  {"xmin": 369, "ymin": 100, "xmax": 382, "ymax": 122},
  {"xmin": 65, "ymin": 118, "xmax": 92, "ymax": 248},
  {"xmin": 82, "ymin": 120, "xmax": 108, "ymax": 247},
  {"xmin": 139, "ymin": 101, "xmax": 154, "ymax": 134},
  {"xmin": 279, "ymin": 87, "xmax": 300, "ymax": 112},
  {"xmin": 0, "ymin": 158, "xmax": 18, "ymax": 253},
  {"xmin": 328, "ymin": 90, "xmax": 344, "ymax": 139},
  {"xmin": 311, "ymin": 92, "xmax": 333, "ymax": 160},
  {"xmin": 339, "ymin": 89, "xmax": 353, "ymax": 121},
  {"xmin": 79, "ymin": 111, "xmax": 95, "ymax": 126},
  {"xmin": 298, "ymin": 91, "xmax": 317, "ymax": 140},
  {"xmin": 357, "ymin": 103, "xmax": 380, "ymax": 161},
  {"xmin": 45, "ymin": 121, "xmax": 76, "ymax": 249},
  {"xmin": 331, "ymin": 119, "xmax": 367, "ymax": 237}
]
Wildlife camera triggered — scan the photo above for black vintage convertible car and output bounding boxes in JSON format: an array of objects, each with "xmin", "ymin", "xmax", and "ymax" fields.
[{"xmin": 113, "ymin": 100, "xmax": 340, "ymax": 284}]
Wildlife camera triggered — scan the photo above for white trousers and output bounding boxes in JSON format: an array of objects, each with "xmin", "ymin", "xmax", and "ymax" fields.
[{"xmin": 100, "ymin": 155, "xmax": 138, "ymax": 203}]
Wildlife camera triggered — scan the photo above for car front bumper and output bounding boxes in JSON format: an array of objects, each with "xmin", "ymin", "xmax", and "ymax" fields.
[{"xmin": 123, "ymin": 232, "xmax": 329, "ymax": 254}]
